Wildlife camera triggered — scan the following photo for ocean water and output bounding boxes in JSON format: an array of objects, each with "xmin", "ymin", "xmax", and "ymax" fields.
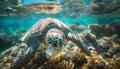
[
  {"xmin": 0, "ymin": 0, "xmax": 120, "ymax": 69},
  {"xmin": 0, "ymin": 0, "xmax": 120, "ymax": 34},
  {"xmin": 0, "ymin": 14, "xmax": 120, "ymax": 34}
]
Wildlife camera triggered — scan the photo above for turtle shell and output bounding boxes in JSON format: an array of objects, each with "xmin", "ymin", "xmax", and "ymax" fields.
[{"xmin": 21, "ymin": 18, "xmax": 70, "ymax": 42}]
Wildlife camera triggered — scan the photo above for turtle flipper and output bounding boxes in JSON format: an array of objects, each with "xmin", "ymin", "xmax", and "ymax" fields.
[
  {"xmin": 17, "ymin": 35, "xmax": 40, "ymax": 57},
  {"xmin": 67, "ymin": 32, "xmax": 90, "ymax": 55}
]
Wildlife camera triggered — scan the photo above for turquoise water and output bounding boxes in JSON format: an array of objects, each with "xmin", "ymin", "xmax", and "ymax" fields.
[
  {"xmin": 0, "ymin": 14, "xmax": 120, "ymax": 34},
  {"xmin": 22, "ymin": 0, "xmax": 61, "ymax": 5},
  {"xmin": 0, "ymin": 0, "xmax": 120, "ymax": 34}
]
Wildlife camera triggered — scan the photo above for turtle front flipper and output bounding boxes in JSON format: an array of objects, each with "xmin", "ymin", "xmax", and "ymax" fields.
[
  {"xmin": 16, "ymin": 35, "xmax": 40, "ymax": 58},
  {"xmin": 23, "ymin": 35, "xmax": 40, "ymax": 55},
  {"xmin": 67, "ymin": 32, "xmax": 90, "ymax": 55}
]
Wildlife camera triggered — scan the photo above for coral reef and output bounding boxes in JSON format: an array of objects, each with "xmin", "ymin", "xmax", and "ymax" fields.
[
  {"xmin": 42, "ymin": 60, "xmax": 74, "ymax": 69},
  {"xmin": 88, "ymin": 24, "xmax": 115, "ymax": 37},
  {"xmin": 69, "ymin": 23, "xmax": 87, "ymax": 33},
  {"xmin": 0, "ymin": 33, "xmax": 12, "ymax": 52},
  {"xmin": 109, "ymin": 23, "xmax": 120, "ymax": 37},
  {"xmin": 0, "ymin": 30, "xmax": 26, "ymax": 53},
  {"xmin": 83, "ymin": 24, "xmax": 120, "ymax": 59},
  {"xmin": 71, "ymin": 48, "xmax": 87, "ymax": 69}
]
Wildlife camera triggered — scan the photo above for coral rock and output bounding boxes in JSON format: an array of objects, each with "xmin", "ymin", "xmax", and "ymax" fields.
[{"xmin": 88, "ymin": 24, "xmax": 115, "ymax": 37}]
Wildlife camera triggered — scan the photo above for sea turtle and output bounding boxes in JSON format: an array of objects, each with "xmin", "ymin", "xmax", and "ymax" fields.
[
  {"xmin": 18, "ymin": 17, "xmax": 90, "ymax": 57},
  {"xmin": 0, "ymin": 18, "xmax": 90, "ymax": 68}
]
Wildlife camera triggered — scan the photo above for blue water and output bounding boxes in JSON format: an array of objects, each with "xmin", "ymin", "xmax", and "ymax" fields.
[
  {"xmin": 0, "ymin": 13, "xmax": 120, "ymax": 34},
  {"xmin": 22, "ymin": 0, "xmax": 61, "ymax": 5},
  {"xmin": 84, "ymin": 0, "xmax": 90, "ymax": 5},
  {"xmin": 0, "ymin": 0, "xmax": 120, "ymax": 34}
]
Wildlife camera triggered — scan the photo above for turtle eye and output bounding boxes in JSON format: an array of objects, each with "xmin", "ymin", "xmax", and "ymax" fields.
[
  {"xmin": 47, "ymin": 36, "xmax": 52, "ymax": 44},
  {"xmin": 47, "ymin": 41, "xmax": 51, "ymax": 44},
  {"xmin": 58, "ymin": 38, "xmax": 63, "ymax": 42}
]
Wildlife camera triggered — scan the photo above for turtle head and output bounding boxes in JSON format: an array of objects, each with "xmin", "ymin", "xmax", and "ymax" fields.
[
  {"xmin": 45, "ymin": 28, "xmax": 65, "ymax": 58},
  {"xmin": 45, "ymin": 28, "xmax": 65, "ymax": 49}
]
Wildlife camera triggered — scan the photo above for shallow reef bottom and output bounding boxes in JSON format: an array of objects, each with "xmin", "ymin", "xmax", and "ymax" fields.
[{"xmin": 0, "ymin": 23, "xmax": 120, "ymax": 69}]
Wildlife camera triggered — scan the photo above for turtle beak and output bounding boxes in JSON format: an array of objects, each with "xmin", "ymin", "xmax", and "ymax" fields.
[{"xmin": 53, "ymin": 38, "xmax": 63, "ymax": 50}]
